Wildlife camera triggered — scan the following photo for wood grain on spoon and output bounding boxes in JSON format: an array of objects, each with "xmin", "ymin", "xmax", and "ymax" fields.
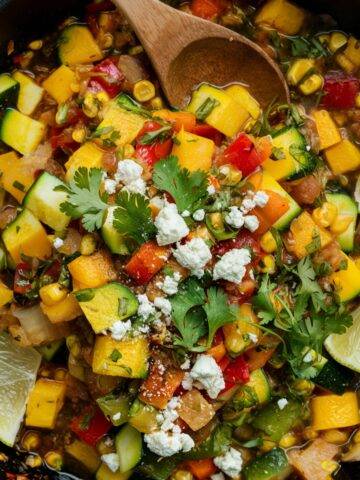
[{"xmin": 114, "ymin": 0, "xmax": 289, "ymax": 108}]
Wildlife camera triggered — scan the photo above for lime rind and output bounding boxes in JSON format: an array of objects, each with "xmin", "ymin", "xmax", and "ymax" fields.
[{"xmin": 0, "ymin": 333, "xmax": 41, "ymax": 446}]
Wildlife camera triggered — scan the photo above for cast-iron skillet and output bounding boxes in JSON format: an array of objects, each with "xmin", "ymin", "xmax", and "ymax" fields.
[{"xmin": 0, "ymin": 0, "xmax": 360, "ymax": 478}]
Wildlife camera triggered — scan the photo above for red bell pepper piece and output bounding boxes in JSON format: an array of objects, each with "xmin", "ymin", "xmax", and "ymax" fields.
[
  {"xmin": 13, "ymin": 263, "xmax": 32, "ymax": 294},
  {"xmin": 222, "ymin": 355, "xmax": 250, "ymax": 393},
  {"xmin": 321, "ymin": 72, "xmax": 360, "ymax": 110},
  {"xmin": 92, "ymin": 59, "xmax": 124, "ymax": 98},
  {"xmin": 125, "ymin": 241, "xmax": 170, "ymax": 285},
  {"xmin": 135, "ymin": 121, "xmax": 173, "ymax": 166},
  {"xmin": 191, "ymin": 0, "xmax": 228, "ymax": 19},
  {"xmin": 220, "ymin": 133, "xmax": 271, "ymax": 177},
  {"xmin": 212, "ymin": 231, "xmax": 262, "ymax": 261},
  {"xmin": 217, "ymin": 355, "xmax": 231, "ymax": 372},
  {"xmin": 191, "ymin": 123, "xmax": 223, "ymax": 146},
  {"xmin": 70, "ymin": 407, "xmax": 111, "ymax": 446}
]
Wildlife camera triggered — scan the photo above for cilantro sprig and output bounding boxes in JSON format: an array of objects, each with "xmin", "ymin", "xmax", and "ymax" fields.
[
  {"xmin": 56, "ymin": 167, "xmax": 108, "ymax": 232},
  {"xmin": 153, "ymin": 155, "xmax": 209, "ymax": 213}
]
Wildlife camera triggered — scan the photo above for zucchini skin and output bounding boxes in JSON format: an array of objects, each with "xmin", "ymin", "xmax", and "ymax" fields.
[{"xmin": 0, "ymin": 74, "xmax": 19, "ymax": 109}]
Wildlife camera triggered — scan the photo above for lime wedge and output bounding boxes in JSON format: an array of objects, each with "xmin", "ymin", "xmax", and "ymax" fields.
[
  {"xmin": 325, "ymin": 306, "xmax": 360, "ymax": 372},
  {"xmin": 0, "ymin": 332, "xmax": 41, "ymax": 446}
]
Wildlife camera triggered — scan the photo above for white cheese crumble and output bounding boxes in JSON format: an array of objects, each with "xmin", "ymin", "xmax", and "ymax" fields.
[
  {"xmin": 181, "ymin": 372, "xmax": 193, "ymax": 391},
  {"xmin": 110, "ymin": 319, "xmax": 131, "ymax": 341},
  {"xmin": 149, "ymin": 196, "xmax": 166, "ymax": 211},
  {"xmin": 53, "ymin": 237, "xmax": 64, "ymax": 249},
  {"xmin": 115, "ymin": 159, "xmax": 143, "ymax": 185},
  {"xmin": 104, "ymin": 178, "xmax": 117, "ymax": 195},
  {"xmin": 241, "ymin": 198, "xmax": 256, "ymax": 214},
  {"xmin": 244, "ymin": 215, "xmax": 259, "ymax": 232},
  {"xmin": 160, "ymin": 272, "xmax": 181, "ymax": 296},
  {"xmin": 225, "ymin": 206, "xmax": 244, "ymax": 229},
  {"xmin": 144, "ymin": 430, "xmax": 194, "ymax": 457},
  {"xmin": 193, "ymin": 209, "xmax": 205, "ymax": 221},
  {"xmin": 189, "ymin": 354, "xmax": 225, "ymax": 399},
  {"xmin": 182, "ymin": 210, "xmax": 190, "ymax": 217},
  {"xmin": 303, "ymin": 351, "xmax": 314, "ymax": 363},
  {"xmin": 137, "ymin": 294, "xmax": 156, "ymax": 320},
  {"xmin": 155, "ymin": 203, "xmax": 189, "ymax": 246},
  {"xmin": 207, "ymin": 185, "xmax": 216, "ymax": 195},
  {"xmin": 173, "ymin": 238, "xmax": 212, "ymax": 278},
  {"xmin": 247, "ymin": 333, "xmax": 258, "ymax": 343},
  {"xmin": 101, "ymin": 453, "xmax": 119, "ymax": 473},
  {"xmin": 214, "ymin": 448, "xmax": 243, "ymax": 479},
  {"xmin": 213, "ymin": 248, "xmax": 251, "ymax": 284},
  {"xmin": 112, "ymin": 412, "xmax": 121, "ymax": 421},
  {"xmin": 277, "ymin": 398, "xmax": 288, "ymax": 410},
  {"xmin": 211, "ymin": 474, "xmax": 225, "ymax": 480},
  {"xmin": 253, "ymin": 190, "xmax": 269, "ymax": 207},
  {"xmin": 123, "ymin": 178, "xmax": 147, "ymax": 195},
  {"xmin": 180, "ymin": 358, "xmax": 191, "ymax": 370},
  {"xmin": 154, "ymin": 297, "xmax": 172, "ymax": 317}
]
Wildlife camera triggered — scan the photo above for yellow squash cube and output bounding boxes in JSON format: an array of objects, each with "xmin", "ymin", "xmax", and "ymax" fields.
[
  {"xmin": 68, "ymin": 251, "xmax": 117, "ymax": 288},
  {"xmin": 312, "ymin": 110, "xmax": 341, "ymax": 150},
  {"xmin": 287, "ymin": 59, "xmax": 315, "ymax": 86},
  {"xmin": 172, "ymin": 129, "xmax": 214, "ymax": 172},
  {"xmin": 25, "ymin": 379, "xmax": 66, "ymax": 429},
  {"xmin": 2, "ymin": 209, "xmax": 52, "ymax": 263},
  {"xmin": 343, "ymin": 36, "xmax": 360, "ymax": 68},
  {"xmin": 225, "ymin": 85, "xmax": 261, "ymax": 120},
  {"xmin": 40, "ymin": 294, "xmax": 82, "ymax": 324},
  {"xmin": 255, "ymin": 0, "xmax": 305, "ymax": 35},
  {"xmin": 92, "ymin": 336, "xmax": 149, "ymax": 378},
  {"xmin": 325, "ymin": 139, "xmax": 360, "ymax": 175},
  {"xmin": 43, "ymin": 65, "xmax": 76, "ymax": 104},
  {"xmin": 65, "ymin": 142, "xmax": 105, "ymax": 181},
  {"xmin": 311, "ymin": 392, "xmax": 360, "ymax": 430},
  {"xmin": 330, "ymin": 254, "xmax": 360, "ymax": 302},
  {"xmin": 0, "ymin": 151, "xmax": 35, "ymax": 202},
  {"xmin": 0, "ymin": 281, "xmax": 13, "ymax": 306},
  {"xmin": 286, "ymin": 211, "xmax": 332, "ymax": 259},
  {"xmin": 187, "ymin": 84, "xmax": 249, "ymax": 137}
]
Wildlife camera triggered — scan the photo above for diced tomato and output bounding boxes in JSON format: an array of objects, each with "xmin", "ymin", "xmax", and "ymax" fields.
[
  {"xmin": 92, "ymin": 59, "xmax": 124, "ymax": 98},
  {"xmin": 223, "ymin": 355, "xmax": 250, "ymax": 385},
  {"xmin": 191, "ymin": 123, "xmax": 223, "ymax": 146},
  {"xmin": 70, "ymin": 407, "xmax": 111, "ymax": 446},
  {"xmin": 125, "ymin": 241, "xmax": 170, "ymax": 285},
  {"xmin": 86, "ymin": 0, "xmax": 116, "ymax": 13},
  {"xmin": 191, "ymin": 0, "xmax": 228, "ymax": 19},
  {"xmin": 13, "ymin": 263, "xmax": 32, "ymax": 294},
  {"xmin": 321, "ymin": 72, "xmax": 360, "ymax": 110},
  {"xmin": 219, "ymin": 134, "xmax": 271, "ymax": 177},
  {"xmin": 212, "ymin": 231, "xmax": 262, "ymax": 261},
  {"xmin": 50, "ymin": 127, "xmax": 78, "ymax": 153},
  {"xmin": 217, "ymin": 355, "xmax": 231, "ymax": 372},
  {"xmin": 135, "ymin": 121, "xmax": 173, "ymax": 166},
  {"xmin": 186, "ymin": 459, "xmax": 217, "ymax": 479}
]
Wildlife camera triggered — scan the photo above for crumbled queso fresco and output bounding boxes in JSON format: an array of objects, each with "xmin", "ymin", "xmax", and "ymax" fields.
[
  {"xmin": 173, "ymin": 238, "xmax": 212, "ymax": 278},
  {"xmin": 214, "ymin": 447, "xmax": 243, "ymax": 479},
  {"xmin": 187, "ymin": 354, "xmax": 225, "ymax": 399},
  {"xmin": 213, "ymin": 248, "xmax": 251, "ymax": 284},
  {"xmin": 155, "ymin": 203, "xmax": 189, "ymax": 246}
]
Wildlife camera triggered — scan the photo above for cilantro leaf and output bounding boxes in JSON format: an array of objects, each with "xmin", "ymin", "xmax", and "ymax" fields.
[
  {"xmin": 113, "ymin": 191, "xmax": 156, "ymax": 245},
  {"xmin": 252, "ymin": 275, "xmax": 277, "ymax": 325},
  {"xmin": 295, "ymin": 257, "xmax": 325, "ymax": 311},
  {"xmin": 153, "ymin": 156, "xmax": 208, "ymax": 213},
  {"xmin": 204, "ymin": 287, "xmax": 237, "ymax": 347},
  {"xmin": 57, "ymin": 167, "xmax": 108, "ymax": 232},
  {"xmin": 170, "ymin": 278, "xmax": 207, "ymax": 351},
  {"xmin": 139, "ymin": 125, "xmax": 172, "ymax": 145}
]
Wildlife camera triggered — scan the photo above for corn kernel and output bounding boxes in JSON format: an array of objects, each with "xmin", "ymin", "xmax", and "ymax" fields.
[
  {"xmin": 260, "ymin": 440, "xmax": 276, "ymax": 452},
  {"xmin": 321, "ymin": 460, "xmax": 339, "ymax": 474},
  {"xmin": 96, "ymin": 91, "xmax": 110, "ymax": 104},
  {"xmin": 45, "ymin": 451, "xmax": 63, "ymax": 470},
  {"xmin": 336, "ymin": 53, "xmax": 355, "ymax": 74},
  {"xmin": 171, "ymin": 471, "xmax": 194, "ymax": 480},
  {"xmin": 150, "ymin": 96, "xmax": 164, "ymax": 110},
  {"xmin": 219, "ymin": 164, "xmax": 242, "ymax": 186},
  {"xmin": 322, "ymin": 429, "xmax": 349, "ymax": 445},
  {"xmin": 133, "ymin": 80, "xmax": 156, "ymax": 102},
  {"xmin": 259, "ymin": 255, "xmax": 276, "ymax": 274},
  {"xmin": 330, "ymin": 215, "xmax": 353, "ymax": 234},
  {"xmin": 312, "ymin": 202, "xmax": 338, "ymax": 228},
  {"xmin": 329, "ymin": 32, "xmax": 348, "ymax": 53},
  {"xmin": 303, "ymin": 426, "xmax": 318, "ymax": 440},
  {"xmin": 40, "ymin": 283, "xmax": 68, "ymax": 306},
  {"xmin": 70, "ymin": 82, "xmax": 80, "ymax": 93},
  {"xmin": 287, "ymin": 58, "xmax": 315, "ymax": 86},
  {"xmin": 39, "ymin": 367, "xmax": 51, "ymax": 378},
  {"xmin": 21, "ymin": 431, "xmax": 41, "ymax": 451},
  {"xmin": 26, "ymin": 454, "xmax": 42, "ymax": 468},
  {"xmin": 83, "ymin": 93, "xmax": 99, "ymax": 118},
  {"xmin": 72, "ymin": 128, "xmax": 86, "ymax": 144},
  {"xmin": 260, "ymin": 231, "xmax": 277, "ymax": 253},
  {"xmin": 299, "ymin": 74, "xmax": 324, "ymax": 95},
  {"xmin": 209, "ymin": 212, "xmax": 224, "ymax": 230},
  {"xmin": 28, "ymin": 40, "xmax": 43, "ymax": 51},
  {"xmin": 80, "ymin": 234, "xmax": 97, "ymax": 256},
  {"xmin": 279, "ymin": 433, "xmax": 298, "ymax": 448},
  {"xmin": 129, "ymin": 45, "xmax": 144, "ymax": 55},
  {"xmin": 318, "ymin": 34, "xmax": 330, "ymax": 45},
  {"xmin": 54, "ymin": 368, "xmax": 67, "ymax": 381},
  {"xmin": 353, "ymin": 429, "xmax": 360, "ymax": 443},
  {"xmin": 293, "ymin": 378, "xmax": 314, "ymax": 394}
]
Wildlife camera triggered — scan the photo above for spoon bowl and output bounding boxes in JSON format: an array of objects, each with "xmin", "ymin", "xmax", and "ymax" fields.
[{"xmin": 115, "ymin": 0, "xmax": 289, "ymax": 108}]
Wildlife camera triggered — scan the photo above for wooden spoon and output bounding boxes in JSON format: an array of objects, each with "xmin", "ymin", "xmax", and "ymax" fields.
[{"xmin": 114, "ymin": 0, "xmax": 289, "ymax": 108}]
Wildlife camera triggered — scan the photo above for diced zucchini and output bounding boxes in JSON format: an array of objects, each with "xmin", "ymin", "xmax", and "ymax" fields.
[
  {"xmin": 65, "ymin": 142, "xmax": 105, "ymax": 181},
  {"xmin": 42, "ymin": 65, "xmax": 76, "ymax": 104},
  {"xmin": 92, "ymin": 336, "xmax": 149, "ymax": 378},
  {"xmin": 233, "ymin": 369, "xmax": 271, "ymax": 409},
  {"xmin": 74, "ymin": 282, "xmax": 138, "ymax": 333},
  {"xmin": 96, "ymin": 392, "xmax": 130, "ymax": 426},
  {"xmin": 96, "ymin": 463, "xmax": 132, "ymax": 480},
  {"xmin": 65, "ymin": 439, "xmax": 101, "ymax": 475},
  {"xmin": 58, "ymin": 24, "xmax": 103, "ymax": 65},
  {"xmin": 23, "ymin": 172, "xmax": 70, "ymax": 231},
  {"xmin": 36, "ymin": 339, "xmax": 63, "ymax": 361},
  {"xmin": 12, "ymin": 71, "xmax": 44, "ymax": 116},
  {"xmin": 128, "ymin": 399, "xmax": 159, "ymax": 433},
  {"xmin": 0, "ymin": 108, "xmax": 45, "ymax": 155},
  {"xmin": 325, "ymin": 191, "xmax": 357, "ymax": 252},
  {"xmin": 0, "ymin": 73, "xmax": 19, "ymax": 109},
  {"xmin": 263, "ymin": 126, "xmax": 315, "ymax": 181},
  {"xmin": 315, "ymin": 358, "xmax": 354, "ymax": 395},
  {"xmin": 102, "ymin": 207, "xmax": 130, "ymax": 255},
  {"xmin": 252, "ymin": 399, "xmax": 302, "ymax": 441},
  {"xmin": 115, "ymin": 423, "xmax": 142, "ymax": 473},
  {"xmin": 2, "ymin": 209, "xmax": 52, "ymax": 264},
  {"xmin": 243, "ymin": 448, "xmax": 291, "ymax": 480}
]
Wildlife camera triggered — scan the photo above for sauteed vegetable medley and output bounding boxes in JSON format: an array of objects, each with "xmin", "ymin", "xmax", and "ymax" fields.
[{"xmin": 2, "ymin": 0, "xmax": 360, "ymax": 479}]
